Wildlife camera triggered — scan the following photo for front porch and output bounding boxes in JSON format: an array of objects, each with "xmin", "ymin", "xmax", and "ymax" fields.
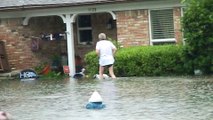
[
  {"xmin": 0, "ymin": 12, "xmax": 117, "ymax": 76},
  {"xmin": 29, "ymin": 12, "xmax": 117, "ymax": 76}
]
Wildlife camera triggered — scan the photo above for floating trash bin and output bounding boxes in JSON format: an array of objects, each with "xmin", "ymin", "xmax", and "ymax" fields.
[{"xmin": 86, "ymin": 90, "xmax": 106, "ymax": 109}]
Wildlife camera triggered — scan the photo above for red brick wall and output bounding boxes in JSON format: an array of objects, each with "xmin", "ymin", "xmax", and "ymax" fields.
[
  {"xmin": 173, "ymin": 7, "xmax": 183, "ymax": 44},
  {"xmin": 0, "ymin": 17, "xmax": 67, "ymax": 71},
  {"xmin": 116, "ymin": 9, "xmax": 150, "ymax": 47},
  {"xmin": 116, "ymin": 8, "xmax": 183, "ymax": 47},
  {"xmin": 0, "ymin": 18, "xmax": 40, "ymax": 70}
]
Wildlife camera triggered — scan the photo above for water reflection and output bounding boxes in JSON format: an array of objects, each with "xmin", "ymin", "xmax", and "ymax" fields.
[{"xmin": 0, "ymin": 76, "xmax": 212, "ymax": 120}]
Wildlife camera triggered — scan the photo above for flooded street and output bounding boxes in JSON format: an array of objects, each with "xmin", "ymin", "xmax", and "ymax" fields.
[{"xmin": 0, "ymin": 76, "xmax": 212, "ymax": 120}]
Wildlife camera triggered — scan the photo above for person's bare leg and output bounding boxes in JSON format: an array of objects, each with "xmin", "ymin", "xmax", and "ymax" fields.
[
  {"xmin": 109, "ymin": 65, "xmax": 116, "ymax": 79},
  {"xmin": 99, "ymin": 66, "xmax": 104, "ymax": 79}
]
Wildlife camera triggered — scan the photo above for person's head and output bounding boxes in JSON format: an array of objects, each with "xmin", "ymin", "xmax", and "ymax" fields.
[
  {"xmin": 98, "ymin": 33, "xmax": 106, "ymax": 40},
  {"xmin": 0, "ymin": 111, "xmax": 12, "ymax": 120}
]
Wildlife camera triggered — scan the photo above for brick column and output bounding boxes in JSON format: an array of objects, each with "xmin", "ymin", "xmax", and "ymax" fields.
[{"xmin": 174, "ymin": 7, "xmax": 183, "ymax": 44}]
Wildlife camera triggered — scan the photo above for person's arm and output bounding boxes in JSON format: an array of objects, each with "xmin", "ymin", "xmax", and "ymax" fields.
[
  {"xmin": 111, "ymin": 42, "xmax": 117, "ymax": 56},
  {"xmin": 96, "ymin": 42, "xmax": 100, "ymax": 56},
  {"xmin": 112, "ymin": 48, "xmax": 117, "ymax": 56},
  {"xmin": 96, "ymin": 49, "xmax": 100, "ymax": 56}
]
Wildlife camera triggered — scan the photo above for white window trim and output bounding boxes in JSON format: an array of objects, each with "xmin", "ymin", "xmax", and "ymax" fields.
[
  {"xmin": 151, "ymin": 38, "xmax": 176, "ymax": 43},
  {"xmin": 77, "ymin": 14, "xmax": 92, "ymax": 45},
  {"xmin": 148, "ymin": 8, "xmax": 176, "ymax": 45}
]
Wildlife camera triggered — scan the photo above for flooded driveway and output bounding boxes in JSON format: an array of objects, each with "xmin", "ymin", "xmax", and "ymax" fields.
[{"xmin": 0, "ymin": 76, "xmax": 212, "ymax": 120}]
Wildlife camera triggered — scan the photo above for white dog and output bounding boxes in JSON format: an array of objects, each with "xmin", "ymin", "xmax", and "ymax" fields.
[
  {"xmin": 73, "ymin": 68, "xmax": 86, "ymax": 79},
  {"xmin": 93, "ymin": 74, "xmax": 110, "ymax": 79},
  {"xmin": 0, "ymin": 111, "xmax": 12, "ymax": 120}
]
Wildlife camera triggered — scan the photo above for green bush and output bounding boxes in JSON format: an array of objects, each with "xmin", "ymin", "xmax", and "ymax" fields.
[
  {"xmin": 84, "ymin": 51, "xmax": 99, "ymax": 76},
  {"xmin": 182, "ymin": 0, "xmax": 213, "ymax": 74},
  {"xmin": 84, "ymin": 45, "xmax": 186, "ymax": 77}
]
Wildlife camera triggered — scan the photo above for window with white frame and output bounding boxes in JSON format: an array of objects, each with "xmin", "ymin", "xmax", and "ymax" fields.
[
  {"xmin": 77, "ymin": 15, "xmax": 92, "ymax": 44},
  {"xmin": 149, "ymin": 9, "xmax": 175, "ymax": 45}
]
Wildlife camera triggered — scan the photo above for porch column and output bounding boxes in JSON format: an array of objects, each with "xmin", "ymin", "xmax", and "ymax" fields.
[{"xmin": 60, "ymin": 14, "xmax": 76, "ymax": 76}]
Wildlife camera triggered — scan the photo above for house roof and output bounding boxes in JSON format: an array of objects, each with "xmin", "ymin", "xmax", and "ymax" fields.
[{"xmin": 0, "ymin": 0, "xmax": 142, "ymax": 11}]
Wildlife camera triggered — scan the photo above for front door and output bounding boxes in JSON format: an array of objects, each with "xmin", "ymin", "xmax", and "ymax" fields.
[{"xmin": 0, "ymin": 41, "xmax": 10, "ymax": 72}]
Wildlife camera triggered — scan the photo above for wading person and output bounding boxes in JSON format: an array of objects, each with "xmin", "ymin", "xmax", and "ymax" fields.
[{"xmin": 96, "ymin": 33, "xmax": 117, "ymax": 79}]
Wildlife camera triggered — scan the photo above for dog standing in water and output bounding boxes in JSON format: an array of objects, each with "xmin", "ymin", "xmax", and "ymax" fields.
[
  {"xmin": 93, "ymin": 74, "xmax": 109, "ymax": 79},
  {"xmin": 0, "ymin": 111, "xmax": 12, "ymax": 120}
]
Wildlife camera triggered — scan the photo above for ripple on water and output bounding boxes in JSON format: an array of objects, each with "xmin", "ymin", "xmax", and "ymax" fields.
[{"xmin": 0, "ymin": 76, "xmax": 212, "ymax": 120}]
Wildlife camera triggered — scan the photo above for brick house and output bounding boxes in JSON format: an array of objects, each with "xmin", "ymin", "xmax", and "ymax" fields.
[{"xmin": 0, "ymin": 0, "xmax": 184, "ymax": 76}]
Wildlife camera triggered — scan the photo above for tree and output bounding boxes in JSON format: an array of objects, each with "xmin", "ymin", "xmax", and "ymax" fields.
[{"xmin": 182, "ymin": 0, "xmax": 213, "ymax": 74}]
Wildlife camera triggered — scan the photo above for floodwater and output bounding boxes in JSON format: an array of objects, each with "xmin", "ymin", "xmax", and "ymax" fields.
[{"xmin": 0, "ymin": 76, "xmax": 212, "ymax": 120}]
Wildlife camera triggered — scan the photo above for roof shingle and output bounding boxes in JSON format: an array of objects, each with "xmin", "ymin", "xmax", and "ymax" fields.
[{"xmin": 0, "ymin": 0, "xmax": 132, "ymax": 9}]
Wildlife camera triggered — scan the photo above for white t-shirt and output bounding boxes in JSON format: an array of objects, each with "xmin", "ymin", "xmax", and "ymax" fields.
[{"xmin": 96, "ymin": 40, "xmax": 116, "ymax": 66}]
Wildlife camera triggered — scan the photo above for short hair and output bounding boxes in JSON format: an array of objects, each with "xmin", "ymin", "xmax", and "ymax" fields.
[{"xmin": 98, "ymin": 33, "xmax": 106, "ymax": 40}]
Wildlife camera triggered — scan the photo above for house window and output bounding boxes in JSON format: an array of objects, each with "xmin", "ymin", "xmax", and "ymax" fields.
[
  {"xmin": 149, "ymin": 9, "xmax": 175, "ymax": 45},
  {"xmin": 77, "ymin": 15, "xmax": 92, "ymax": 44}
]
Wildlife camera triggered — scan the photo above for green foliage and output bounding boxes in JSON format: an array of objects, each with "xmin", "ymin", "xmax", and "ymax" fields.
[
  {"xmin": 115, "ymin": 45, "xmax": 185, "ymax": 76},
  {"xmin": 182, "ymin": 0, "xmax": 213, "ymax": 74},
  {"xmin": 34, "ymin": 63, "xmax": 66, "ymax": 80},
  {"xmin": 85, "ymin": 45, "xmax": 186, "ymax": 77},
  {"xmin": 108, "ymin": 37, "xmax": 122, "ymax": 49},
  {"xmin": 34, "ymin": 62, "xmax": 48, "ymax": 73},
  {"xmin": 39, "ymin": 71, "xmax": 65, "ymax": 80},
  {"xmin": 84, "ymin": 51, "xmax": 99, "ymax": 77}
]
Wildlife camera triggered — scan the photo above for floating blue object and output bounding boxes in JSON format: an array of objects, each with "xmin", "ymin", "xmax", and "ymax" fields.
[
  {"xmin": 86, "ymin": 102, "xmax": 106, "ymax": 109},
  {"xmin": 19, "ymin": 69, "xmax": 38, "ymax": 81}
]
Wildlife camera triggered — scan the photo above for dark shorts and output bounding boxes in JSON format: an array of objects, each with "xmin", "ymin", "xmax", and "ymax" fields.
[{"xmin": 101, "ymin": 64, "xmax": 113, "ymax": 68}]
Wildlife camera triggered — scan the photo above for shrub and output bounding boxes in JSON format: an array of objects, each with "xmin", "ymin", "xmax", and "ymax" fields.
[
  {"xmin": 84, "ymin": 51, "xmax": 99, "ymax": 76},
  {"xmin": 182, "ymin": 0, "xmax": 213, "ymax": 74},
  {"xmin": 84, "ymin": 45, "xmax": 186, "ymax": 77}
]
